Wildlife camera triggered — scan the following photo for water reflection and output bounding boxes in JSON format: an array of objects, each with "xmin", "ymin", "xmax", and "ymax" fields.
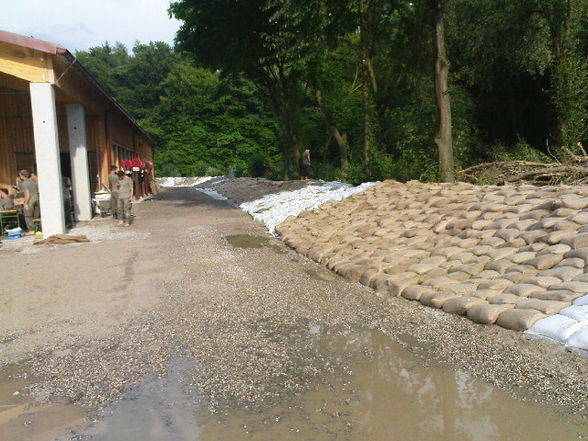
[
  {"xmin": 0, "ymin": 364, "xmax": 86, "ymax": 441},
  {"xmin": 43, "ymin": 326, "xmax": 585, "ymax": 441},
  {"xmin": 198, "ymin": 327, "xmax": 586, "ymax": 441}
]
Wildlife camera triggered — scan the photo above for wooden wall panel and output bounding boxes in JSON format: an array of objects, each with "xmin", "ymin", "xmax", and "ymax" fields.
[
  {"xmin": 1, "ymin": 90, "xmax": 153, "ymax": 191},
  {"xmin": 110, "ymin": 110, "xmax": 134, "ymax": 149},
  {"xmin": 0, "ymin": 88, "xmax": 34, "ymax": 185}
]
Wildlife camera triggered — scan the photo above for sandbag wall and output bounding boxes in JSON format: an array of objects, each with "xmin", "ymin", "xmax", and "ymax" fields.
[{"xmin": 276, "ymin": 180, "xmax": 588, "ymax": 340}]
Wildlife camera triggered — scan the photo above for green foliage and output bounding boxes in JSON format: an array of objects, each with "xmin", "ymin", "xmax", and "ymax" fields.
[
  {"xmin": 248, "ymin": 152, "xmax": 269, "ymax": 177},
  {"xmin": 77, "ymin": 0, "xmax": 588, "ymax": 184},
  {"xmin": 488, "ymin": 140, "xmax": 550, "ymax": 163},
  {"xmin": 150, "ymin": 64, "xmax": 280, "ymax": 176}
]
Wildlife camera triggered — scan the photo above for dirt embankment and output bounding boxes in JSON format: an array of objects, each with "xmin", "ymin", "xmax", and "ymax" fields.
[{"xmin": 196, "ymin": 177, "xmax": 312, "ymax": 205}]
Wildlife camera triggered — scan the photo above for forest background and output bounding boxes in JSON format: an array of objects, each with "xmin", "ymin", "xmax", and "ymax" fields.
[{"xmin": 76, "ymin": 0, "xmax": 588, "ymax": 183}]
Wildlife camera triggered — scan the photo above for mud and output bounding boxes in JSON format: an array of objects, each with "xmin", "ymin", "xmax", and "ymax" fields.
[
  {"xmin": 0, "ymin": 364, "xmax": 86, "ymax": 441},
  {"xmin": 64, "ymin": 327, "xmax": 587, "ymax": 441},
  {"xmin": 225, "ymin": 234, "xmax": 269, "ymax": 249}
]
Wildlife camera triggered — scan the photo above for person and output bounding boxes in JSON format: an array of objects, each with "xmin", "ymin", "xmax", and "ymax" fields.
[
  {"xmin": 17, "ymin": 169, "xmax": 40, "ymax": 234},
  {"xmin": 0, "ymin": 188, "xmax": 15, "ymax": 210},
  {"xmin": 116, "ymin": 170, "xmax": 133, "ymax": 226},
  {"xmin": 300, "ymin": 148, "xmax": 311, "ymax": 180},
  {"xmin": 108, "ymin": 165, "xmax": 119, "ymax": 218},
  {"xmin": 62, "ymin": 176, "xmax": 73, "ymax": 229}
]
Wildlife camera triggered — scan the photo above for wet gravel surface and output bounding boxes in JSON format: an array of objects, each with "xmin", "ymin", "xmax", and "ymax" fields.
[{"xmin": 3, "ymin": 187, "xmax": 587, "ymax": 422}]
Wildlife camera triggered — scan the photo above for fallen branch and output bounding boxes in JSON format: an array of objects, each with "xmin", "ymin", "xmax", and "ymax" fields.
[
  {"xmin": 458, "ymin": 160, "xmax": 550, "ymax": 175},
  {"xmin": 503, "ymin": 165, "xmax": 588, "ymax": 182}
]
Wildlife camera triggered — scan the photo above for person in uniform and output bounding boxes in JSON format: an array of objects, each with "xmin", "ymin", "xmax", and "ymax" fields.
[
  {"xmin": 0, "ymin": 188, "xmax": 14, "ymax": 210},
  {"xmin": 108, "ymin": 165, "xmax": 119, "ymax": 218},
  {"xmin": 300, "ymin": 148, "xmax": 311, "ymax": 180},
  {"xmin": 62, "ymin": 176, "xmax": 73, "ymax": 229},
  {"xmin": 116, "ymin": 170, "xmax": 134, "ymax": 226},
  {"xmin": 17, "ymin": 169, "xmax": 40, "ymax": 234}
]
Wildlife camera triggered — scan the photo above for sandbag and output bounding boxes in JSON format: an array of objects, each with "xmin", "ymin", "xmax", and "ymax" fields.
[
  {"xmin": 559, "ymin": 305, "xmax": 588, "ymax": 322},
  {"xmin": 420, "ymin": 291, "xmax": 460, "ymax": 309},
  {"xmin": 496, "ymin": 309, "xmax": 546, "ymax": 331},
  {"xmin": 442, "ymin": 296, "xmax": 486, "ymax": 315},
  {"xmin": 529, "ymin": 290, "xmax": 579, "ymax": 302},
  {"xmin": 565, "ymin": 327, "xmax": 588, "ymax": 356},
  {"xmin": 516, "ymin": 298, "xmax": 569, "ymax": 314},
  {"xmin": 467, "ymin": 304, "xmax": 514, "ymax": 324},
  {"xmin": 526, "ymin": 314, "xmax": 585, "ymax": 344},
  {"xmin": 573, "ymin": 294, "xmax": 588, "ymax": 306},
  {"xmin": 401, "ymin": 285, "xmax": 434, "ymax": 301}
]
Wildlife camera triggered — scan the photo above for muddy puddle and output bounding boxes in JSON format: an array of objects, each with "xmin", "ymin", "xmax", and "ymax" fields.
[
  {"xmin": 67, "ymin": 326, "xmax": 586, "ymax": 441},
  {"xmin": 0, "ymin": 363, "xmax": 87, "ymax": 441},
  {"xmin": 226, "ymin": 234, "xmax": 269, "ymax": 248},
  {"xmin": 226, "ymin": 234, "xmax": 287, "ymax": 254}
]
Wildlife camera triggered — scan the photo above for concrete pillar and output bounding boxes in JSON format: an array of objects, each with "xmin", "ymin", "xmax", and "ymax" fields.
[
  {"xmin": 66, "ymin": 103, "xmax": 92, "ymax": 221},
  {"xmin": 29, "ymin": 82, "xmax": 65, "ymax": 236}
]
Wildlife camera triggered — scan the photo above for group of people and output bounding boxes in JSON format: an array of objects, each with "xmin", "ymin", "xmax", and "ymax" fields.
[
  {"xmin": 0, "ymin": 169, "xmax": 40, "ymax": 235},
  {"xmin": 0, "ymin": 169, "xmax": 75, "ymax": 235},
  {"xmin": 107, "ymin": 165, "xmax": 134, "ymax": 226}
]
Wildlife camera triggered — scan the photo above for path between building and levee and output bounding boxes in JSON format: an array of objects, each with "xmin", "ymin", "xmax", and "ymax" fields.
[{"xmin": 1, "ymin": 187, "xmax": 587, "ymax": 441}]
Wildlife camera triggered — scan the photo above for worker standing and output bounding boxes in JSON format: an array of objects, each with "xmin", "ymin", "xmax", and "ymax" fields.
[
  {"xmin": 300, "ymin": 148, "xmax": 311, "ymax": 180},
  {"xmin": 17, "ymin": 169, "xmax": 39, "ymax": 234},
  {"xmin": 116, "ymin": 170, "xmax": 134, "ymax": 226},
  {"xmin": 108, "ymin": 165, "xmax": 119, "ymax": 218}
]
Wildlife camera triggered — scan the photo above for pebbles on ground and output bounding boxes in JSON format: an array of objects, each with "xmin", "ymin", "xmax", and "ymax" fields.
[{"xmin": 3, "ymin": 183, "xmax": 588, "ymax": 433}]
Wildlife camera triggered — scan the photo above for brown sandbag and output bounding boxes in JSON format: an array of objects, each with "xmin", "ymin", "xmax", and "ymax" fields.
[
  {"xmin": 420, "ymin": 291, "xmax": 460, "ymax": 309},
  {"xmin": 496, "ymin": 309, "xmax": 546, "ymax": 331},
  {"xmin": 442, "ymin": 296, "xmax": 487, "ymax": 315},
  {"xmin": 34, "ymin": 234, "xmax": 90, "ymax": 245},
  {"xmin": 402, "ymin": 285, "xmax": 434, "ymax": 301},
  {"xmin": 529, "ymin": 290, "xmax": 580, "ymax": 302},
  {"xmin": 516, "ymin": 298, "xmax": 570, "ymax": 314},
  {"xmin": 467, "ymin": 303, "xmax": 514, "ymax": 324}
]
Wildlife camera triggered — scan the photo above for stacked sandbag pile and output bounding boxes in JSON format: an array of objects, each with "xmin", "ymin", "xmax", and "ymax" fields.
[{"xmin": 275, "ymin": 180, "xmax": 588, "ymax": 350}]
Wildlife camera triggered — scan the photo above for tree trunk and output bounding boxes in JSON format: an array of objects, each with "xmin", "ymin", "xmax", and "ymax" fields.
[
  {"xmin": 332, "ymin": 127, "xmax": 349, "ymax": 169},
  {"xmin": 359, "ymin": 1, "xmax": 371, "ymax": 174},
  {"xmin": 432, "ymin": 0, "xmax": 455, "ymax": 182},
  {"xmin": 283, "ymin": 150, "xmax": 290, "ymax": 180},
  {"xmin": 362, "ymin": 79, "xmax": 371, "ymax": 171},
  {"xmin": 315, "ymin": 88, "xmax": 349, "ymax": 169}
]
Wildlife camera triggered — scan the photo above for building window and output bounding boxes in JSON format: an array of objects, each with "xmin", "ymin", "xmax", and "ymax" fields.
[{"xmin": 113, "ymin": 143, "xmax": 136, "ymax": 167}]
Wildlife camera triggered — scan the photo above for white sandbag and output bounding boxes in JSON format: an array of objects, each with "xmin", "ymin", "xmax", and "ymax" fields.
[
  {"xmin": 559, "ymin": 305, "xmax": 588, "ymax": 322},
  {"xmin": 564, "ymin": 327, "xmax": 588, "ymax": 357},
  {"xmin": 239, "ymin": 181, "xmax": 377, "ymax": 234},
  {"xmin": 525, "ymin": 314, "xmax": 584, "ymax": 344},
  {"xmin": 573, "ymin": 294, "xmax": 588, "ymax": 306}
]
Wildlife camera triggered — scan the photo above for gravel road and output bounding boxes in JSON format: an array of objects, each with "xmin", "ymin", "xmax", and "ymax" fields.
[{"xmin": 1, "ymin": 187, "xmax": 586, "ymax": 432}]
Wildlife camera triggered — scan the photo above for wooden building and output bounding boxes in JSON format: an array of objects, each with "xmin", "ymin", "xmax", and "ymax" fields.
[{"xmin": 0, "ymin": 30, "xmax": 154, "ymax": 236}]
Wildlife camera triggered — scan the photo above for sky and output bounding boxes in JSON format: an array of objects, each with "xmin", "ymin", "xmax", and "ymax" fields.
[{"xmin": 1, "ymin": 0, "xmax": 182, "ymax": 52}]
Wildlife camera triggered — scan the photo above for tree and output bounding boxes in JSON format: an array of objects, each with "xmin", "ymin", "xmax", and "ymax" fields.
[
  {"xmin": 118, "ymin": 42, "xmax": 178, "ymax": 119},
  {"xmin": 76, "ymin": 42, "xmax": 130, "ymax": 97},
  {"xmin": 148, "ymin": 63, "xmax": 279, "ymax": 176},
  {"xmin": 170, "ymin": 0, "xmax": 312, "ymax": 179},
  {"xmin": 552, "ymin": 0, "xmax": 588, "ymax": 152},
  {"xmin": 430, "ymin": 0, "xmax": 455, "ymax": 182}
]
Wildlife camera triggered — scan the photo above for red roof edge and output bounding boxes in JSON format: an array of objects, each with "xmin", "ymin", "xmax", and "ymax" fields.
[
  {"xmin": 0, "ymin": 29, "xmax": 66, "ymax": 55},
  {"xmin": 0, "ymin": 29, "xmax": 154, "ymax": 145}
]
